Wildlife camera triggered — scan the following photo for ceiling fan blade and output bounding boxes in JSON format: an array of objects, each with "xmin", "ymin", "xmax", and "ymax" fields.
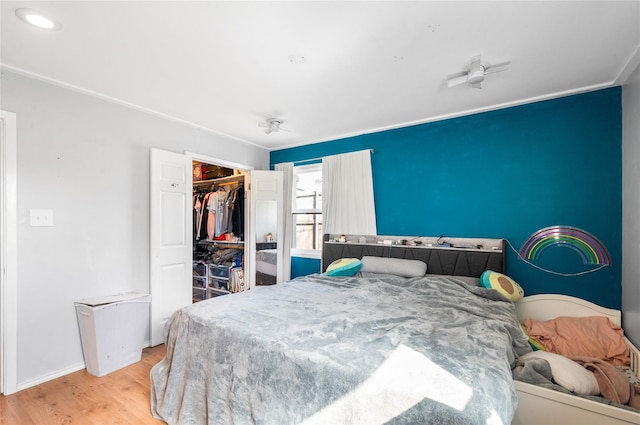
[
  {"xmin": 485, "ymin": 61, "xmax": 510, "ymax": 74},
  {"xmin": 446, "ymin": 74, "xmax": 468, "ymax": 88}
]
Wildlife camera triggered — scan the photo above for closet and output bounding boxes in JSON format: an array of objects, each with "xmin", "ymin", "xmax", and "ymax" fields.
[
  {"xmin": 192, "ymin": 161, "xmax": 246, "ymax": 302},
  {"xmin": 149, "ymin": 148, "xmax": 285, "ymax": 345}
]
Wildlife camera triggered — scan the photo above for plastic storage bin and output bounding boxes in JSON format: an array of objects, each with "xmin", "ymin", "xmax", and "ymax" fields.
[
  {"xmin": 208, "ymin": 264, "xmax": 230, "ymax": 291},
  {"xmin": 75, "ymin": 292, "xmax": 151, "ymax": 377}
]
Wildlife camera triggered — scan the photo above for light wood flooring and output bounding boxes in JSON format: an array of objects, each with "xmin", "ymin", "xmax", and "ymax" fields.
[{"xmin": 0, "ymin": 344, "xmax": 167, "ymax": 425}]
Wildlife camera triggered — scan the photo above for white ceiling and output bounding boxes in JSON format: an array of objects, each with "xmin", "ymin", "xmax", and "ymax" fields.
[{"xmin": 2, "ymin": 1, "xmax": 639, "ymax": 151}]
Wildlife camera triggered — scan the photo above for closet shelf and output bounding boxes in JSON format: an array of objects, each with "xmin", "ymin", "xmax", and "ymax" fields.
[
  {"xmin": 196, "ymin": 240, "xmax": 244, "ymax": 249},
  {"xmin": 193, "ymin": 174, "xmax": 245, "ymax": 186}
]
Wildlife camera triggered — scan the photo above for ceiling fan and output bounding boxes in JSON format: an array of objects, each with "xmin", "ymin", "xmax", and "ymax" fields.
[
  {"xmin": 258, "ymin": 118, "xmax": 289, "ymax": 135},
  {"xmin": 446, "ymin": 55, "xmax": 510, "ymax": 89}
]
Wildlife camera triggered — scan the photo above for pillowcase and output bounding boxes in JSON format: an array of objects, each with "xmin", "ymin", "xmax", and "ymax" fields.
[
  {"xmin": 326, "ymin": 258, "xmax": 362, "ymax": 277},
  {"xmin": 523, "ymin": 316, "xmax": 630, "ymax": 366},
  {"xmin": 518, "ymin": 351, "xmax": 600, "ymax": 396},
  {"xmin": 479, "ymin": 270, "xmax": 524, "ymax": 302},
  {"xmin": 360, "ymin": 256, "xmax": 427, "ymax": 278}
]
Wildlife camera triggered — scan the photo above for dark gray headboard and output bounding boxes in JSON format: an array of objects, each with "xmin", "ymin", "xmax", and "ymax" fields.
[{"xmin": 322, "ymin": 234, "xmax": 505, "ymax": 278}]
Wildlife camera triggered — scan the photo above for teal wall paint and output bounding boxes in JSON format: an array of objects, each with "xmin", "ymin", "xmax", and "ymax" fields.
[
  {"xmin": 291, "ymin": 256, "xmax": 322, "ymax": 279},
  {"xmin": 272, "ymin": 88, "xmax": 622, "ymax": 309}
]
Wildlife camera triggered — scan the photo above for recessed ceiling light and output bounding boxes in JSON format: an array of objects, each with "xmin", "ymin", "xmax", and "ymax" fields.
[{"xmin": 15, "ymin": 8, "xmax": 62, "ymax": 31}]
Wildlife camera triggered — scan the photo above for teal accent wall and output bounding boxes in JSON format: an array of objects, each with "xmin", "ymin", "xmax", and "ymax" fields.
[
  {"xmin": 272, "ymin": 88, "xmax": 622, "ymax": 309},
  {"xmin": 291, "ymin": 256, "xmax": 322, "ymax": 279}
]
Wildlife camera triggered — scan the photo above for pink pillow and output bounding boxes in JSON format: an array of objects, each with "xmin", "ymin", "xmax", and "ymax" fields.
[{"xmin": 524, "ymin": 316, "xmax": 629, "ymax": 366}]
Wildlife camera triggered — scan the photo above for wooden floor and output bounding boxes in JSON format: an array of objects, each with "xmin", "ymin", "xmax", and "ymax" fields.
[{"xmin": 0, "ymin": 345, "xmax": 167, "ymax": 425}]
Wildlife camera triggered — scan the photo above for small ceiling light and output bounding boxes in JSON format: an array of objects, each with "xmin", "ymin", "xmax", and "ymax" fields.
[{"xmin": 15, "ymin": 8, "xmax": 62, "ymax": 30}]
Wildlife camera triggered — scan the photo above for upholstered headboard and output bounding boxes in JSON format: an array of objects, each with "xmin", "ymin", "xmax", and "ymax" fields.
[{"xmin": 322, "ymin": 234, "xmax": 506, "ymax": 278}]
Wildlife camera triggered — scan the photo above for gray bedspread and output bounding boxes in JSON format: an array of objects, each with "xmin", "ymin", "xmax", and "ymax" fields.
[{"xmin": 151, "ymin": 273, "xmax": 530, "ymax": 425}]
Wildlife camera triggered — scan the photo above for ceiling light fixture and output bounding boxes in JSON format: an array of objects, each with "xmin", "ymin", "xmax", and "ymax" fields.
[{"xmin": 15, "ymin": 8, "xmax": 62, "ymax": 30}]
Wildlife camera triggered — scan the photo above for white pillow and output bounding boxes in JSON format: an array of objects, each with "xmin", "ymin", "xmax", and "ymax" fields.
[
  {"xmin": 519, "ymin": 351, "xmax": 600, "ymax": 396},
  {"xmin": 360, "ymin": 256, "xmax": 427, "ymax": 278}
]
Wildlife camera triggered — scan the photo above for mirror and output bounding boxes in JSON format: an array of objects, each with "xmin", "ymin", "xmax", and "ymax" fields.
[
  {"xmin": 255, "ymin": 199, "xmax": 278, "ymax": 286},
  {"xmin": 246, "ymin": 170, "xmax": 284, "ymax": 290}
]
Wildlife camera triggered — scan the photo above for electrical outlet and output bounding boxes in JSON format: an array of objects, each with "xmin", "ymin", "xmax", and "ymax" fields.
[{"xmin": 30, "ymin": 209, "xmax": 54, "ymax": 226}]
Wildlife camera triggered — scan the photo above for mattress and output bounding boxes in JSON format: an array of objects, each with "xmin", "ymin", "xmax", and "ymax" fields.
[
  {"xmin": 151, "ymin": 273, "xmax": 530, "ymax": 425},
  {"xmin": 256, "ymin": 248, "xmax": 277, "ymax": 276}
]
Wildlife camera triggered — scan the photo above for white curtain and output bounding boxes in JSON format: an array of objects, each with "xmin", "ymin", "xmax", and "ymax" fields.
[
  {"xmin": 322, "ymin": 150, "xmax": 377, "ymax": 235},
  {"xmin": 274, "ymin": 162, "xmax": 293, "ymax": 281}
]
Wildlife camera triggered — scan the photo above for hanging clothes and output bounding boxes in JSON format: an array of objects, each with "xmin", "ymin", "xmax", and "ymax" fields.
[
  {"xmin": 193, "ymin": 180, "xmax": 244, "ymax": 241},
  {"xmin": 193, "ymin": 193, "xmax": 202, "ymax": 240},
  {"xmin": 207, "ymin": 187, "xmax": 228, "ymax": 238},
  {"xmin": 199, "ymin": 191, "xmax": 212, "ymax": 240},
  {"xmin": 223, "ymin": 187, "xmax": 236, "ymax": 235},
  {"xmin": 230, "ymin": 186, "xmax": 244, "ymax": 240}
]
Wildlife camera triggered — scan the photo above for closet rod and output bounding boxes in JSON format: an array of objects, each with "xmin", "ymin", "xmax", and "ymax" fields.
[{"xmin": 290, "ymin": 148, "xmax": 374, "ymax": 166}]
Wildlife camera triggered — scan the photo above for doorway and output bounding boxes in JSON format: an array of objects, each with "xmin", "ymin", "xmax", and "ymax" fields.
[
  {"xmin": 1, "ymin": 110, "xmax": 18, "ymax": 395},
  {"xmin": 188, "ymin": 153, "xmax": 285, "ymax": 295},
  {"xmin": 191, "ymin": 156, "xmax": 248, "ymax": 301}
]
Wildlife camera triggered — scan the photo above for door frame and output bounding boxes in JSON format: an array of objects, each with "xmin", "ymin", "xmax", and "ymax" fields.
[{"xmin": 1, "ymin": 110, "xmax": 18, "ymax": 395}]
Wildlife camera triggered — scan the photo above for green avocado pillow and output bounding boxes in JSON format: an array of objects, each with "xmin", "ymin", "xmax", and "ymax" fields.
[
  {"xmin": 326, "ymin": 258, "xmax": 362, "ymax": 277},
  {"xmin": 480, "ymin": 270, "xmax": 524, "ymax": 302}
]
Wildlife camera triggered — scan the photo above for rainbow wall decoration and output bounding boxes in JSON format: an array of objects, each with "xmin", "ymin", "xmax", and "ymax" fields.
[{"xmin": 519, "ymin": 226, "xmax": 610, "ymax": 266}]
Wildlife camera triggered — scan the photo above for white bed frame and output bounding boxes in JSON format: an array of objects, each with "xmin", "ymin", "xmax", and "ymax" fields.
[{"xmin": 512, "ymin": 294, "xmax": 640, "ymax": 425}]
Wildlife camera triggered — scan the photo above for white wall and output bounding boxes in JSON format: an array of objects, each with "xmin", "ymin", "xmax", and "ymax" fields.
[
  {"xmin": 0, "ymin": 70, "xmax": 270, "ymax": 388},
  {"xmin": 622, "ymin": 62, "xmax": 640, "ymax": 347}
]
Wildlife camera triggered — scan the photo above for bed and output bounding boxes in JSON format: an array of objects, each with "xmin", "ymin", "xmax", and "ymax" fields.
[
  {"xmin": 150, "ymin": 234, "xmax": 531, "ymax": 424},
  {"xmin": 255, "ymin": 248, "xmax": 277, "ymax": 285},
  {"xmin": 512, "ymin": 294, "xmax": 640, "ymax": 425},
  {"xmin": 151, "ymin": 233, "xmax": 640, "ymax": 424}
]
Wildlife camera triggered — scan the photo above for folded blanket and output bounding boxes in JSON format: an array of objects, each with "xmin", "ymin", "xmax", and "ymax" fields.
[{"xmin": 572, "ymin": 356, "xmax": 640, "ymax": 409}]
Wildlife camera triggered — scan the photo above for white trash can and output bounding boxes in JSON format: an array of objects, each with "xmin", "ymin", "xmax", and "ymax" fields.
[{"xmin": 75, "ymin": 292, "xmax": 151, "ymax": 377}]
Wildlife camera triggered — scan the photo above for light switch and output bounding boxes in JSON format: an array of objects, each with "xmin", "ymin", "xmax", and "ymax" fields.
[{"xmin": 30, "ymin": 209, "xmax": 54, "ymax": 226}]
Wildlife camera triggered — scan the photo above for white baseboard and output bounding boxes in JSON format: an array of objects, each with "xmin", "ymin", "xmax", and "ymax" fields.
[
  {"xmin": 16, "ymin": 362, "xmax": 86, "ymax": 392},
  {"xmin": 15, "ymin": 340, "xmax": 152, "ymax": 392}
]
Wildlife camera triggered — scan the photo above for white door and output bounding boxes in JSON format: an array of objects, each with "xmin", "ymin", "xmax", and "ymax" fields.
[
  {"xmin": 150, "ymin": 148, "xmax": 192, "ymax": 346},
  {"xmin": 246, "ymin": 170, "xmax": 284, "ymax": 290}
]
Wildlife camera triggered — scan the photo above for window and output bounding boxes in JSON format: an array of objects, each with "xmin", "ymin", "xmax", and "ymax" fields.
[{"xmin": 292, "ymin": 164, "xmax": 322, "ymax": 252}]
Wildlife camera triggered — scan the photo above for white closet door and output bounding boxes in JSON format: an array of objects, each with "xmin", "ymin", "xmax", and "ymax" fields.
[
  {"xmin": 149, "ymin": 148, "xmax": 192, "ymax": 346},
  {"xmin": 246, "ymin": 170, "xmax": 284, "ymax": 290}
]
